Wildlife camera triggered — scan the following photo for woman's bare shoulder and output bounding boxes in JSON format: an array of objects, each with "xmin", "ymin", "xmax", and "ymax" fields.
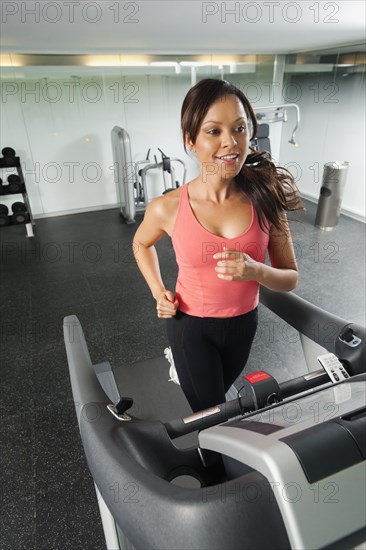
[
  {"xmin": 152, "ymin": 186, "xmax": 182, "ymax": 210},
  {"xmin": 145, "ymin": 186, "xmax": 183, "ymax": 234}
]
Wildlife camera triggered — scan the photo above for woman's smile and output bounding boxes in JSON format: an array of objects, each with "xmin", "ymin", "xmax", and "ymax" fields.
[{"xmin": 215, "ymin": 153, "xmax": 240, "ymax": 165}]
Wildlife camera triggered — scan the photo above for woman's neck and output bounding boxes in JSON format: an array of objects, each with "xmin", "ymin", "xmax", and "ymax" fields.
[{"xmin": 190, "ymin": 176, "xmax": 240, "ymax": 204}]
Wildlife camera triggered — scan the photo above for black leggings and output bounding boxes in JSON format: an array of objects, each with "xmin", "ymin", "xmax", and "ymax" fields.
[{"xmin": 166, "ymin": 308, "xmax": 258, "ymax": 412}]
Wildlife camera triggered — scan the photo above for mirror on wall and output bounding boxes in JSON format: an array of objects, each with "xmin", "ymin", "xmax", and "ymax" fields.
[{"xmin": 0, "ymin": 46, "xmax": 364, "ymax": 220}]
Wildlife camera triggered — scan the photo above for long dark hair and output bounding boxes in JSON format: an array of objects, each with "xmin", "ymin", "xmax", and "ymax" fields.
[{"xmin": 181, "ymin": 78, "xmax": 304, "ymax": 235}]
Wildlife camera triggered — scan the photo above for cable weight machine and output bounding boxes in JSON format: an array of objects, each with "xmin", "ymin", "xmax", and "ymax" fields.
[{"xmin": 111, "ymin": 127, "xmax": 187, "ymax": 224}]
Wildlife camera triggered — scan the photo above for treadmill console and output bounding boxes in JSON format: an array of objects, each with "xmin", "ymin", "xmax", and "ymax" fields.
[{"xmin": 199, "ymin": 377, "xmax": 366, "ymax": 550}]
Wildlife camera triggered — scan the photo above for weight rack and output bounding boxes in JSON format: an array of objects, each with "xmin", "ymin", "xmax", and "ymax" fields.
[{"xmin": 0, "ymin": 148, "xmax": 35, "ymax": 238}]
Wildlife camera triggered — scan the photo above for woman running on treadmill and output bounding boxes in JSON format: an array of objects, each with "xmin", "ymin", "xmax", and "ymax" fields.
[{"xmin": 133, "ymin": 78, "xmax": 303, "ymax": 412}]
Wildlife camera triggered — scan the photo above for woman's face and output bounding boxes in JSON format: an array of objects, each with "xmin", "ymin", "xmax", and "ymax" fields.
[{"xmin": 187, "ymin": 94, "xmax": 250, "ymax": 181}]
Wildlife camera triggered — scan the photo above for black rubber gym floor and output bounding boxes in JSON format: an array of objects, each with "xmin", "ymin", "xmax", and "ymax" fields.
[{"xmin": 0, "ymin": 199, "xmax": 365, "ymax": 549}]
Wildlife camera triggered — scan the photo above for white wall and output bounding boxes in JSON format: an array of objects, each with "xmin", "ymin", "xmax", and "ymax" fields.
[
  {"xmin": 3, "ymin": 62, "xmax": 364, "ymax": 220},
  {"xmin": 0, "ymin": 73, "xmax": 194, "ymax": 216},
  {"xmin": 1, "ymin": 65, "xmax": 283, "ymax": 217},
  {"xmin": 279, "ymin": 70, "xmax": 365, "ymax": 220}
]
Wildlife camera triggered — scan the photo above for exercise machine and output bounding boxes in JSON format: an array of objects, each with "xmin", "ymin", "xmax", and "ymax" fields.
[
  {"xmin": 111, "ymin": 126, "xmax": 186, "ymax": 224},
  {"xmin": 133, "ymin": 148, "xmax": 152, "ymax": 207},
  {"xmin": 63, "ymin": 288, "xmax": 366, "ymax": 550},
  {"xmin": 253, "ymin": 103, "xmax": 301, "ymax": 147},
  {"xmin": 111, "ymin": 127, "xmax": 135, "ymax": 224},
  {"xmin": 250, "ymin": 103, "xmax": 301, "ymax": 156},
  {"xmin": 138, "ymin": 147, "xmax": 186, "ymax": 202}
]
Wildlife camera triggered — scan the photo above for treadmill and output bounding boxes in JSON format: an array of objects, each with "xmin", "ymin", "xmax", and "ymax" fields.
[{"xmin": 63, "ymin": 287, "xmax": 366, "ymax": 550}]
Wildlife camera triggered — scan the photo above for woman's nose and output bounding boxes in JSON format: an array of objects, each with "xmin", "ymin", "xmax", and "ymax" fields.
[{"xmin": 221, "ymin": 131, "xmax": 238, "ymax": 147}]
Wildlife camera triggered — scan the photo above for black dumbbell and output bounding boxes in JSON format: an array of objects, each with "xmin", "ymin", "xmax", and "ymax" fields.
[
  {"xmin": 1, "ymin": 147, "xmax": 16, "ymax": 165},
  {"xmin": 10, "ymin": 201, "xmax": 28, "ymax": 224},
  {"xmin": 2, "ymin": 147, "xmax": 16, "ymax": 157},
  {"xmin": 7, "ymin": 174, "xmax": 22, "ymax": 193},
  {"xmin": 0, "ymin": 204, "xmax": 10, "ymax": 226},
  {"xmin": 11, "ymin": 211, "xmax": 28, "ymax": 225},
  {"xmin": 12, "ymin": 202, "xmax": 27, "ymax": 213}
]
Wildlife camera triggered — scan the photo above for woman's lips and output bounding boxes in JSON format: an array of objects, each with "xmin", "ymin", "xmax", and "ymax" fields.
[{"xmin": 216, "ymin": 154, "xmax": 239, "ymax": 165}]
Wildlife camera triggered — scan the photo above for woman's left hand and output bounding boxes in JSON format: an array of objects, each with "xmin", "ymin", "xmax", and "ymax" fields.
[{"xmin": 213, "ymin": 246, "xmax": 259, "ymax": 282}]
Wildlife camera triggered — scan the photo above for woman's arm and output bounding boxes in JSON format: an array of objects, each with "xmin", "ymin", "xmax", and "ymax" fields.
[
  {"xmin": 133, "ymin": 197, "xmax": 179, "ymax": 317},
  {"xmin": 214, "ymin": 221, "xmax": 298, "ymax": 292},
  {"xmin": 254, "ymin": 224, "xmax": 298, "ymax": 291}
]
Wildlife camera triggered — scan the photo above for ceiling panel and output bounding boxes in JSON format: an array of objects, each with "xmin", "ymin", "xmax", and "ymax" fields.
[{"xmin": 0, "ymin": 1, "xmax": 365, "ymax": 55}]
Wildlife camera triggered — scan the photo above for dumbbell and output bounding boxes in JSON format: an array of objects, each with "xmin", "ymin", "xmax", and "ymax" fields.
[
  {"xmin": 1, "ymin": 147, "xmax": 16, "ymax": 165},
  {"xmin": 12, "ymin": 201, "xmax": 27, "ymax": 213},
  {"xmin": 7, "ymin": 174, "xmax": 22, "ymax": 193},
  {"xmin": 0, "ymin": 204, "xmax": 10, "ymax": 227},
  {"xmin": 2, "ymin": 147, "xmax": 16, "ymax": 157},
  {"xmin": 11, "ymin": 202, "xmax": 28, "ymax": 224}
]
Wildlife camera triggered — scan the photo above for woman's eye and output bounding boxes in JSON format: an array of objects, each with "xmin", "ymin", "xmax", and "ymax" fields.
[{"xmin": 207, "ymin": 126, "xmax": 247, "ymax": 135}]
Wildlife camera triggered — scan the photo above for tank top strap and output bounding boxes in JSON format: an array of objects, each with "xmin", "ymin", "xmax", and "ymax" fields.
[{"xmin": 171, "ymin": 183, "xmax": 191, "ymax": 240}]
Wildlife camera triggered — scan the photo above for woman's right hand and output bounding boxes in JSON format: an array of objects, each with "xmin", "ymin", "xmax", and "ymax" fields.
[{"xmin": 156, "ymin": 290, "xmax": 179, "ymax": 318}]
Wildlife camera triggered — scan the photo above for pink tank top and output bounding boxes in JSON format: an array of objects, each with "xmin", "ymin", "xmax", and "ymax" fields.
[{"xmin": 171, "ymin": 183, "xmax": 270, "ymax": 317}]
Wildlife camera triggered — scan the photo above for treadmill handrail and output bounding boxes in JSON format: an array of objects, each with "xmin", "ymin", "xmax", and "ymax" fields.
[
  {"xmin": 164, "ymin": 369, "xmax": 334, "ymax": 439},
  {"xmin": 259, "ymin": 287, "xmax": 349, "ymax": 352}
]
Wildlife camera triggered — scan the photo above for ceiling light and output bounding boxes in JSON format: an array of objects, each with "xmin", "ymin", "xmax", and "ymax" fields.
[
  {"xmin": 180, "ymin": 62, "xmax": 209, "ymax": 67},
  {"xmin": 0, "ymin": 54, "xmax": 22, "ymax": 67},
  {"xmin": 150, "ymin": 62, "xmax": 179, "ymax": 67}
]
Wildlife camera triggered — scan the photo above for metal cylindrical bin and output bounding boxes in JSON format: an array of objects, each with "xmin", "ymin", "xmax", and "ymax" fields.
[{"xmin": 315, "ymin": 161, "xmax": 350, "ymax": 230}]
